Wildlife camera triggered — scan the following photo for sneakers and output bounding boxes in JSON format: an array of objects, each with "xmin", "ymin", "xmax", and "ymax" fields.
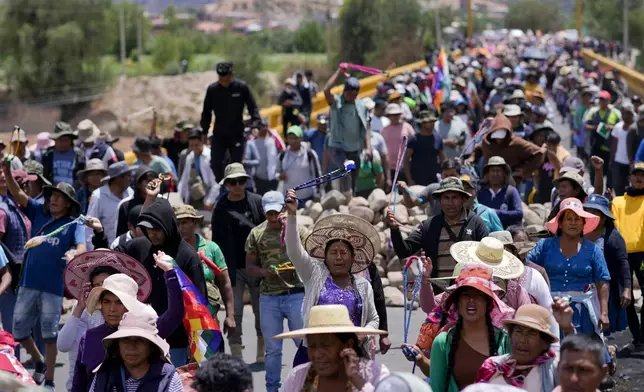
[
  {"xmin": 620, "ymin": 340, "xmax": 644, "ymax": 356},
  {"xmin": 44, "ymin": 380, "xmax": 56, "ymax": 391},
  {"xmin": 32, "ymin": 361, "xmax": 46, "ymax": 385}
]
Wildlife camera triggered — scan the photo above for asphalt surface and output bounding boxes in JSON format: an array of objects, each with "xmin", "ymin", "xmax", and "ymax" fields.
[{"xmin": 19, "ymin": 100, "xmax": 644, "ymax": 391}]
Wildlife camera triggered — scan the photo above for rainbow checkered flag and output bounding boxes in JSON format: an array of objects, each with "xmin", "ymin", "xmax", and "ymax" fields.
[{"xmin": 174, "ymin": 267, "xmax": 222, "ymax": 363}]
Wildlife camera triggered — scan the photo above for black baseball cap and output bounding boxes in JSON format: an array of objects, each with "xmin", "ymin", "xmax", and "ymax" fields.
[
  {"xmin": 188, "ymin": 128, "xmax": 204, "ymax": 139},
  {"xmin": 216, "ymin": 62, "xmax": 233, "ymax": 76}
]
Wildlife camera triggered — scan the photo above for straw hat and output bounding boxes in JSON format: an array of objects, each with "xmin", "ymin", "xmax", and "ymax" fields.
[
  {"xmin": 65, "ymin": 250, "xmax": 152, "ymax": 302},
  {"xmin": 503, "ymin": 304, "xmax": 559, "ymax": 342},
  {"xmin": 86, "ymin": 273, "xmax": 148, "ymax": 314},
  {"xmin": 450, "ymin": 237, "xmax": 525, "ymax": 280},
  {"xmin": 100, "ymin": 309, "xmax": 170, "ymax": 368},
  {"xmin": 546, "ymin": 197, "xmax": 599, "ymax": 235},
  {"xmin": 304, "ymin": 214, "xmax": 379, "ymax": 273},
  {"xmin": 488, "ymin": 231, "xmax": 536, "ymax": 257},
  {"xmin": 273, "ymin": 305, "xmax": 388, "ymax": 340}
]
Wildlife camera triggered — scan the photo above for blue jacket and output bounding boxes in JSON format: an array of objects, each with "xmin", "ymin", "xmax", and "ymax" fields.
[
  {"xmin": 635, "ymin": 138, "xmax": 644, "ymax": 162},
  {"xmin": 477, "ymin": 185, "xmax": 524, "ymax": 228}
]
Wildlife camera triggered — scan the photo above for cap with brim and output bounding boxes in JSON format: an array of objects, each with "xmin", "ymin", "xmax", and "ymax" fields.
[
  {"xmin": 219, "ymin": 162, "xmax": 250, "ymax": 185},
  {"xmin": 432, "ymin": 177, "xmax": 472, "ymax": 199},
  {"xmin": 78, "ymin": 159, "xmax": 107, "ymax": 179},
  {"xmin": 273, "ymin": 305, "xmax": 387, "ymax": 340},
  {"xmin": 11, "ymin": 170, "xmax": 37, "ymax": 186},
  {"xmin": 546, "ymin": 197, "xmax": 599, "ymax": 235},
  {"xmin": 305, "ymin": 214, "xmax": 380, "ymax": 273},
  {"xmin": 43, "ymin": 183, "xmax": 81, "ymax": 216},
  {"xmin": 138, "ymin": 220, "xmax": 154, "ymax": 229},
  {"xmin": 583, "ymin": 194, "xmax": 614, "ymax": 220},
  {"xmin": 502, "ymin": 304, "xmax": 559, "ymax": 342},
  {"xmin": 286, "ymin": 125, "xmax": 303, "ymax": 138},
  {"xmin": 173, "ymin": 204, "xmax": 204, "ymax": 221},
  {"xmin": 631, "ymin": 162, "xmax": 644, "ymax": 174},
  {"xmin": 100, "ymin": 162, "xmax": 135, "ymax": 184},
  {"xmin": 262, "ymin": 191, "xmax": 285, "ymax": 214},
  {"xmin": 450, "ymin": 237, "xmax": 525, "ymax": 280},
  {"xmin": 65, "ymin": 250, "xmax": 152, "ymax": 301}
]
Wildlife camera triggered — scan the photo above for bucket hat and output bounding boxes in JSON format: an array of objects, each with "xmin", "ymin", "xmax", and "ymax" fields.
[
  {"xmin": 43, "ymin": 183, "xmax": 81, "ymax": 216},
  {"xmin": 65, "ymin": 250, "xmax": 152, "ymax": 302},
  {"xmin": 101, "ymin": 161, "xmax": 134, "ymax": 184},
  {"xmin": 34, "ymin": 132, "xmax": 55, "ymax": 150},
  {"xmin": 305, "ymin": 214, "xmax": 379, "ymax": 273},
  {"xmin": 432, "ymin": 177, "xmax": 472, "ymax": 199},
  {"xmin": 546, "ymin": 197, "xmax": 599, "ymax": 235},
  {"xmin": 100, "ymin": 309, "xmax": 170, "ymax": 366},
  {"xmin": 503, "ymin": 104, "xmax": 522, "ymax": 117},
  {"xmin": 553, "ymin": 172, "xmax": 587, "ymax": 200},
  {"xmin": 50, "ymin": 122, "xmax": 77, "ymax": 140},
  {"xmin": 173, "ymin": 204, "xmax": 204, "ymax": 221},
  {"xmin": 488, "ymin": 231, "xmax": 536, "ymax": 257},
  {"xmin": 273, "ymin": 305, "xmax": 387, "ymax": 340},
  {"xmin": 86, "ymin": 273, "xmax": 148, "ymax": 314},
  {"xmin": 418, "ymin": 110, "xmax": 438, "ymax": 123},
  {"xmin": 77, "ymin": 159, "xmax": 107, "ymax": 181},
  {"xmin": 23, "ymin": 160, "xmax": 51, "ymax": 186},
  {"xmin": 510, "ymin": 89, "xmax": 526, "ymax": 101},
  {"xmin": 583, "ymin": 194, "xmax": 614, "ymax": 220},
  {"xmin": 503, "ymin": 304, "xmax": 559, "ymax": 342},
  {"xmin": 450, "ymin": 237, "xmax": 525, "ymax": 280},
  {"xmin": 483, "ymin": 156, "xmax": 511, "ymax": 175},
  {"xmin": 385, "ymin": 103, "xmax": 403, "ymax": 116},
  {"xmin": 76, "ymin": 119, "xmax": 101, "ymax": 144},
  {"xmin": 218, "ymin": 162, "xmax": 250, "ymax": 185}
]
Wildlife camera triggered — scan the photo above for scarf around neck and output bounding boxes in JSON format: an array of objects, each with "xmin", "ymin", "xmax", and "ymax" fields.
[
  {"xmin": 476, "ymin": 350, "xmax": 556, "ymax": 387},
  {"xmin": 625, "ymin": 186, "xmax": 644, "ymax": 197}
]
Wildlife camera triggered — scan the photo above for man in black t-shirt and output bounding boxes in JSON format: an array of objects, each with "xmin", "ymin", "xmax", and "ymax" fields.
[{"xmin": 404, "ymin": 110, "xmax": 445, "ymax": 186}]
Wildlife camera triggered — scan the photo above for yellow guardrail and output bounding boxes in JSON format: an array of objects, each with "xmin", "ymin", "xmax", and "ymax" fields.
[
  {"xmin": 260, "ymin": 60, "xmax": 428, "ymax": 135},
  {"xmin": 581, "ymin": 49, "xmax": 644, "ymax": 97}
]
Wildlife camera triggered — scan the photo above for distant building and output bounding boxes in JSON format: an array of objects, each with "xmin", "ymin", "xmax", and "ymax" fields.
[{"xmin": 423, "ymin": 0, "xmax": 508, "ymax": 19}]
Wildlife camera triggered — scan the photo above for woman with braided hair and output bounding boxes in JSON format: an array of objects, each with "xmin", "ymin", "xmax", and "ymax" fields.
[
  {"xmin": 429, "ymin": 264, "xmax": 510, "ymax": 392},
  {"xmin": 284, "ymin": 189, "xmax": 386, "ymax": 367}
]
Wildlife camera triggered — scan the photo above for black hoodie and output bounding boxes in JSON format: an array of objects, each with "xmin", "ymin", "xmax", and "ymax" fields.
[
  {"xmin": 116, "ymin": 165, "xmax": 156, "ymax": 236},
  {"xmin": 96, "ymin": 198, "xmax": 206, "ymax": 348}
]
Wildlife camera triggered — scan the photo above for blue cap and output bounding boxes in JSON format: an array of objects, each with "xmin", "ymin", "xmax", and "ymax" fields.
[
  {"xmin": 583, "ymin": 194, "xmax": 614, "ymax": 220},
  {"xmin": 262, "ymin": 191, "xmax": 285, "ymax": 213},
  {"xmin": 344, "ymin": 77, "xmax": 360, "ymax": 91}
]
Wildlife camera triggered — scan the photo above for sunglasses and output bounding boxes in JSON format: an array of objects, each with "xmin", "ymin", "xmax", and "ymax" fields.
[{"xmin": 226, "ymin": 178, "xmax": 247, "ymax": 186}]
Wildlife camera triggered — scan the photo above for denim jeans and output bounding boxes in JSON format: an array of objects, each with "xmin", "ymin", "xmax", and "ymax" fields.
[
  {"xmin": 259, "ymin": 292, "xmax": 305, "ymax": 392},
  {"xmin": 229, "ymin": 269, "xmax": 262, "ymax": 346},
  {"xmin": 12, "ymin": 287, "xmax": 63, "ymax": 341}
]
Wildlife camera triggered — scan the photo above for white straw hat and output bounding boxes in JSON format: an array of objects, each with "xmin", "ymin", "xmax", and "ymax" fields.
[
  {"xmin": 449, "ymin": 237, "xmax": 524, "ymax": 280},
  {"xmin": 273, "ymin": 305, "xmax": 387, "ymax": 340}
]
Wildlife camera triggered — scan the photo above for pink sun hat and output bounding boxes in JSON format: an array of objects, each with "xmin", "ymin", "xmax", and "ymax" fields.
[{"xmin": 546, "ymin": 197, "xmax": 600, "ymax": 235}]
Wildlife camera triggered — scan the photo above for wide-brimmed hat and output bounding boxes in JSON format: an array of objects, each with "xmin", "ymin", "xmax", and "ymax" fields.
[
  {"xmin": 23, "ymin": 160, "xmax": 51, "ymax": 186},
  {"xmin": 43, "ymin": 183, "xmax": 81, "ymax": 216},
  {"xmin": 65, "ymin": 250, "xmax": 152, "ymax": 302},
  {"xmin": 559, "ymin": 157, "xmax": 584, "ymax": 175},
  {"xmin": 76, "ymin": 119, "xmax": 101, "ymax": 144},
  {"xmin": 173, "ymin": 204, "xmax": 204, "ymax": 221},
  {"xmin": 305, "ymin": 214, "xmax": 379, "ymax": 273},
  {"xmin": 219, "ymin": 162, "xmax": 250, "ymax": 185},
  {"xmin": 503, "ymin": 304, "xmax": 559, "ymax": 342},
  {"xmin": 432, "ymin": 177, "xmax": 472, "ymax": 199},
  {"xmin": 273, "ymin": 305, "xmax": 387, "ymax": 340},
  {"xmin": 77, "ymin": 158, "xmax": 107, "ymax": 180},
  {"xmin": 86, "ymin": 273, "xmax": 148, "ymax": 314},
  {"xmin": 450, "ymin": 237, "xmax": 525, "ymax": 280},
  {"xmin": 488, "ymin": 231, "xmax": 536, "ymax": 257},
  {"xmin": 443, "ymin": 264, "xmax": 504, "ymax": 310},
  {"xmin": 547, "ymin": 197, "xmax": 599, "ymax": 235},
  {"xmin": 100, "ymin": 130, "xmax": 119, "ymax": 144},
  {"xmin": 34, "ymin": 132, "xmax": 55, "ymax": 150},
  {"xmin": 483, "ymin": 156, "xmax": 512, "ymax": 175},
  {"xmin": 583, "ymin": 194, "xmax": 614, "ymax": 220},
  {"xmin": 51, "ymin": 121, "xmax": 77, "ymax": 140},
  {"xmin": 385, "ymin": 103, "xmax": 403, "ymax": 116},
  {"xmin": 503, "ymin": 104, "xmax": 522, "ymax": 117},
  {"xmin": 553, "ymin": 172, "xmax": 587, "ymax": 200},
  {"xmin": 100, "ymin": 309, "xmax": 170, "ymax": 366},
  {"xmin": 101, "ymin": 161, "xmax": 134, "ymax": 184}
]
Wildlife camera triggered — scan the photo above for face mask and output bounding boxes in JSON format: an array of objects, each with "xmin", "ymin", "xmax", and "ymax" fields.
[{"xmin": 490, "ymin": 130, "xmax": 508, "ymax": 139}]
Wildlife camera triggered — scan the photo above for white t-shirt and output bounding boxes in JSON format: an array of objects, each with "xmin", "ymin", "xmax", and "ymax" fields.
[
  {"xmin": 612, "ymin": 121, "xmax": 631, "ymax": 165},
  {"xmin": 371, "ymin": 115, "xmax": 390, "ymax": 133},
  {"xmin": 524, "ymin": 267, "xmax": 560, "ymax": 339}
]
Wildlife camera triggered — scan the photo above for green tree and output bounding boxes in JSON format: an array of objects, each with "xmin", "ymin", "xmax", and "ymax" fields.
[
  {"xmin": 504, "ymin": 0, "xmax": 565, "ymax": 32},
  {"xmin": 337, "ymin": 0, "xmax": 377, "ymax": 65},
  {"xmin": 0, "ymin": 0, "xmax": 113, "ymax": 106},
  {"xmin": 221, "ymin": 35, "xmax": 269, "ymax": 106},
  {"xmin": 293, "ymin": 21, "xmax": 326, "ymax": 53},
  {"xmin": 371, "ymin": 0, "xmax": 423, "ymax": 66},
  {"xmin": 106, "ymin": 2, "xmax": 151, "ymax": 59}
]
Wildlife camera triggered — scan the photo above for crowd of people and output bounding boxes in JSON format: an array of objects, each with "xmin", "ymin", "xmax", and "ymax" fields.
[{"xmin": 0, "ymin": 31, "xmax": 643, "ymax": 392}]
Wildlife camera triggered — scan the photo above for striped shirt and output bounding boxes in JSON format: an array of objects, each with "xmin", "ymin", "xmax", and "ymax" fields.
[
  {"xmin": 88, "ymin": 370, "xmax": 183, "ymax": 392},
  {"xmin": 436, "ymin": 212, "xmax": 467, "ymax": 278}
]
